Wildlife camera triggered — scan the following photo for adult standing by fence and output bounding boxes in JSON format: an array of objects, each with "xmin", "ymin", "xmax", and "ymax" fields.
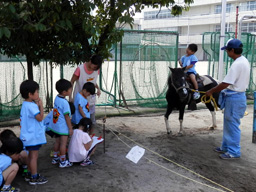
[
  {"xmin": 70, "ymin": 55, "xmax": 103, "ymax": 127},
  {"xmin": 205, "ymin": 38, "xmax": 250, "ymax": 160}
]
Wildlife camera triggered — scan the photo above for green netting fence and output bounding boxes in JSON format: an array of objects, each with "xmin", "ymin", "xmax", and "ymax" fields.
[
  {"xmin": 0, "ymin": 30, "xmax": 179, "ymax": 122},
  {"xmin": 61, "ymin": 29, "xmax": 179, "ymax": 108},
  {"xmin": 202, "ymin": 32, "xmax": 256, "ymax": 96},
  {"xmin": 0, "ymin": 58, "xmax": 53, "ymax": 122},
  {"xmin": 2, "ymin": 30, "xmax": 255, "ymax": 122},
  {"xmin": 111, "ymin": 29, "xmax": 179, "ymax": 108}
]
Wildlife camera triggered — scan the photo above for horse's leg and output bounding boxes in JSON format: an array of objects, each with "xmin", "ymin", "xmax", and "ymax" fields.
[
  {"xmin": 164, "ymin": 104, "xmax": 173, "ymax": 134},
  {"xmin": 206, "ymin": 103, "xmax": 217, "ymax": 130},
  {"xmin": 178, "ymin": 104, "xmax": 186, "ymax": 135}
]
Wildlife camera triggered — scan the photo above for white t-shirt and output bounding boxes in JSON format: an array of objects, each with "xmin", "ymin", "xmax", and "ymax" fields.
[
  {"xmin": 223, "ymin": 55, "xmax": 250, "ymax": 92},
  {"xmin": 68, "ymin": 129, "xmax": 91, "ymax": 162},
  {"xmin": 73, "ymin": 64, "xmax": 98, "ymax": 114}
]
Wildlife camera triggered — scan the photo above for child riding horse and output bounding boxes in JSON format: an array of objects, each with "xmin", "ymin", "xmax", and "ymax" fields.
[{"xmin": 164, "ymin": 67, "xmax": 219, "ymax": 135}]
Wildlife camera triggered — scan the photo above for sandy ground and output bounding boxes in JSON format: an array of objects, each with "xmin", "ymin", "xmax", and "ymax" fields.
[{"xmin": 1, "ymin": 104, "xmax": 256, "ymax": 192}]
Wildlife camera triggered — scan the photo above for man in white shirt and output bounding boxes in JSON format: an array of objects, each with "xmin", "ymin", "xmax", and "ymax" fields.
[{"xmin": 206, "ymin": 38, "xmax": 250, "ymax": 160}]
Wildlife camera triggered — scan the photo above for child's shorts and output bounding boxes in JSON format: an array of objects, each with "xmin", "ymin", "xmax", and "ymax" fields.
[
  {"xmin": 187, "ymin": 72, "xmax": 196, "ymax": 76},
  {"xmin": 25, "ymin": 145, "xmax": 42, "ymax": 151},
  {"xmin": 46, "ymin": 130, "xmax": 61, "ymax": 138}
]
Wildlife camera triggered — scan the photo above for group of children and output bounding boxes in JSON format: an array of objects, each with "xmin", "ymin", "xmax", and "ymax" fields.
[
  {"xmin": 0, "ymin": 77, "xmax": 100, "ymax": 191},
  {"xmin": 0, "ymin": 48, "xmax": 200, "ymax": 191}
]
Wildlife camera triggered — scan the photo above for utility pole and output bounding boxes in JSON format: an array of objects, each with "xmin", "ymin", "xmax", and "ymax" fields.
[{"xmin": 218, "ymin": 0, "xmax": 226, "ymax": 82}]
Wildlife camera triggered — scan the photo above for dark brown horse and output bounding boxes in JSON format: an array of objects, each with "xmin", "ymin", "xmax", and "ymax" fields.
[{"xmin": 164, "ymin": 67, "xmax": 220, "ymax": 135}]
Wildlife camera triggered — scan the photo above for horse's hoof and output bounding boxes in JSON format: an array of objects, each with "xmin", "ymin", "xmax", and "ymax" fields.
[
  {"xmin": 177, "ymin": 132, "xmax": 183, "ymax": 137},
  {"xmin": 167, "ymin": 131, "xmax": 172, "ymax": 135},
  {"xmin": 209, "ymin": 126, "xmax": 216, "ymax": 130}
]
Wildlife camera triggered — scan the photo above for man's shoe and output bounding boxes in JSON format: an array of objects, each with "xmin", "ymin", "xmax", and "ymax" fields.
[
  {"xmin": 219, "ymin": 153, "xmax": 240, "ymax": 160},
  {"xmin": 213, "ymin": 147, "xmax": 226, "ymax": 154}
]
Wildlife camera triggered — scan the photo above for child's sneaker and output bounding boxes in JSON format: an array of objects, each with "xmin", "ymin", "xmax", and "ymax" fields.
[
  {"xmin": 80, "ymin": 159, "xmax": 94, "ymax": 167},
  {"xmin": 24, "ymin": 172, "xmax": 31, "ymax": 182},
  {"xmin": 52, "ymin": 157, "xmax": 59, "ymax": 165},
  {"xmin": 59, "ymin": 160, "xmax": 73, "ymax": 168},
  {"xmin": 1, "ymin": 186, "xmax": 20, "ymax": 192},
  {"xmin": 29, "ymin": 174, "xmax": 48, "ymax": 185},
  {"xmin": 193, "ymin": 92, "xmax": 200, "ymax": 100}
]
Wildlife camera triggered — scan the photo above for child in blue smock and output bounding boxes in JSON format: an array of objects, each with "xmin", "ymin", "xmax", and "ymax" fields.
[
  {"xmin": 179, "ymin": 43, "xmax": 200, "ymax": 100},
  {"xmin": 45, "ymin": 102, "xmax": 75, "ymax": 157},
  {"xmin": 0, "ymin": 129, "xmax": 29, "ymax": 180},
  {"xmin": 72, "ymin": 82, "xmax": 95, "ymax": 125},
  {"xmin": 48, "ymin": 79, "xmax": 73, "ymax": 168},
  {"xmin": 0, "ymin": 137, "xmax": 23, "ymax": 192},
  {"xmin": 19, "ymin": 80, "xmax": 48, "ymax": 185}
]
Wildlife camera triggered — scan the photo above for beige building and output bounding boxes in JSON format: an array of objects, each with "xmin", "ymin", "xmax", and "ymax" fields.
[{"xmin": 139, "ymin": 0, "xmax": 256, "ymax": 60}]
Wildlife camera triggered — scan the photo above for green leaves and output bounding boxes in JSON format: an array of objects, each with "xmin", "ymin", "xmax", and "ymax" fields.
[
  {"xmin": 35, "ymin": 23, "xmax": 46, "ymax": 31},
  {"xmin": 9, "ymin": 4, "xmax": 16, "ymax": 13},
  {"xmin": 65, "ymin": 19, "xmax": 72, "ymax": 30},
  {"xmin": 0, "ymin": 0, "xmax": 194, "ymax": 67},
  {"xmin": 171, "ymin": 5, "xmax": 183, "ymax": 16},
  {"xmin": 0, "ymin": 27, "xmax": 11, "ymax": 38}
]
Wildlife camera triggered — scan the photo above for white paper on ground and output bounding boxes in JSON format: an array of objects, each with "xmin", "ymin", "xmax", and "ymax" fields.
[
  {"xmin": 126, "ymin": 145, "xmax": 145, "ymax": 164},
  {"xmin": 89, "ymin": 136, "xmax": 104, "ymax": 151}
]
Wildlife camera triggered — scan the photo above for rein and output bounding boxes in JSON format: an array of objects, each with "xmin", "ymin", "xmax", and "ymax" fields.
[
  {"xmin": 190, "ymin": 89, "xmax": 218, "ymax": 111},
  {"xmin": 171, "ymin": 74, "xmax": 218, "ymax": 111}
]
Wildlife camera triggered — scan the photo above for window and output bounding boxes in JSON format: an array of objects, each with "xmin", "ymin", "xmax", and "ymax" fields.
[
  {"xmin": 145, "ymin": 27, "xmax": 178, "ymax": 31},
  {"xmin": 239, "ymin": 2, "xmax": 247, "ymax": 11},
  {"xmin": 214, "ymin": 3, "xmax": 233, "ymax": 14},
  {"xmin": 215, "ymin": 5, "xmax": 222, "ymax": 14},
  {"xmin": 144, "ymin": 9, "xmax": 174, "ymax": 20},
  {"xmin": 241, "ymin": 22, "xmax": 256, "ymax": 33},
  {"xmin": 226, "ymin": 3, "xmax": 232, "ymax": 13},
  {"xmin": 248, "ymin": 1, "xmax": 256, "ymax": 10},
  {"xmin": 215, "ymin": 24, "xmax": 233, "ymax": 32},
  {"xmin": 239, "ymin": 1, "xmax": 256, "ymax": 11}
]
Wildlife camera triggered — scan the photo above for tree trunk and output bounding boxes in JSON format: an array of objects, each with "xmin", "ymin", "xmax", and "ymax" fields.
[{"xmin": 27, "ymin": 56, "xmax": 33, "ymax": 80}]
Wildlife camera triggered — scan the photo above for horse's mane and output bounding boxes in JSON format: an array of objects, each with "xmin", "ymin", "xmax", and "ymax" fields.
[{"xmin": 167, "ymin": 68, "xmax": 186, "ymax": 87}]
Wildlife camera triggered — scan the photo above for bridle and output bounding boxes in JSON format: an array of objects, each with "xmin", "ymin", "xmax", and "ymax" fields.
[{"xmin": 171, "ymin": 73, "xmax": 190, "ymax": 95}]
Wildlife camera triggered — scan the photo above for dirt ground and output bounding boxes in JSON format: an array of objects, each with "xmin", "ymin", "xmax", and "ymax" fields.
[{"xmin": 1, "ymin": 104, "xmax": 256, "ymax": 192}]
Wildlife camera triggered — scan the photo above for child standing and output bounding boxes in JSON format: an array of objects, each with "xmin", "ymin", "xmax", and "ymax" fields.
[
  {"xmin": 45, "ymin": 102, "xmax": 75, "ymax": 157},
  {"xmin": 68, "ymin": 118, "xmax": 99, "ymax": 166},
  {"xmin": 71, "ymin": 82, "xmax": 95, "ymax": 125},
  {"xmin": 49, "ymin": 79, "xmax": 73, "ymax": 168},
  {"xmin": 179, "ymin": 43, "xmax": 200, "ymax": 100},
  {"xmin": 70, "ymin": 55, "xmax": 103, "ymax": 127},
  {"xmin": 19, "ymin": 80, "xmax": 48, "ymax": 185},
  {"xmin": 0, "ymin": 137, "xmax": 23, "ymax": 192}
]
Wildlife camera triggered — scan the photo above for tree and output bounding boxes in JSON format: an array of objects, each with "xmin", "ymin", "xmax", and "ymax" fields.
[{"xmin": 0, "ymin": 0, "xmax": 194, "ymax": 80}]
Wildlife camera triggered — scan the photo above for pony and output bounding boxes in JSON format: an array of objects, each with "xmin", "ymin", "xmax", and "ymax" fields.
[{"xmin": 164, "ymin": 67, "xmax": 219, "ymax": 135}]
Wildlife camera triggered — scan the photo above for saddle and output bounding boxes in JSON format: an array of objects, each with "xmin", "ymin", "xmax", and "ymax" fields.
[
  {"xmin": 185, "ymin": 74, "xmax": 213, "ymax": 89},
  {"xmin": 185, "ymin": 74, "xmax": 214, "ymax": 110}
]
